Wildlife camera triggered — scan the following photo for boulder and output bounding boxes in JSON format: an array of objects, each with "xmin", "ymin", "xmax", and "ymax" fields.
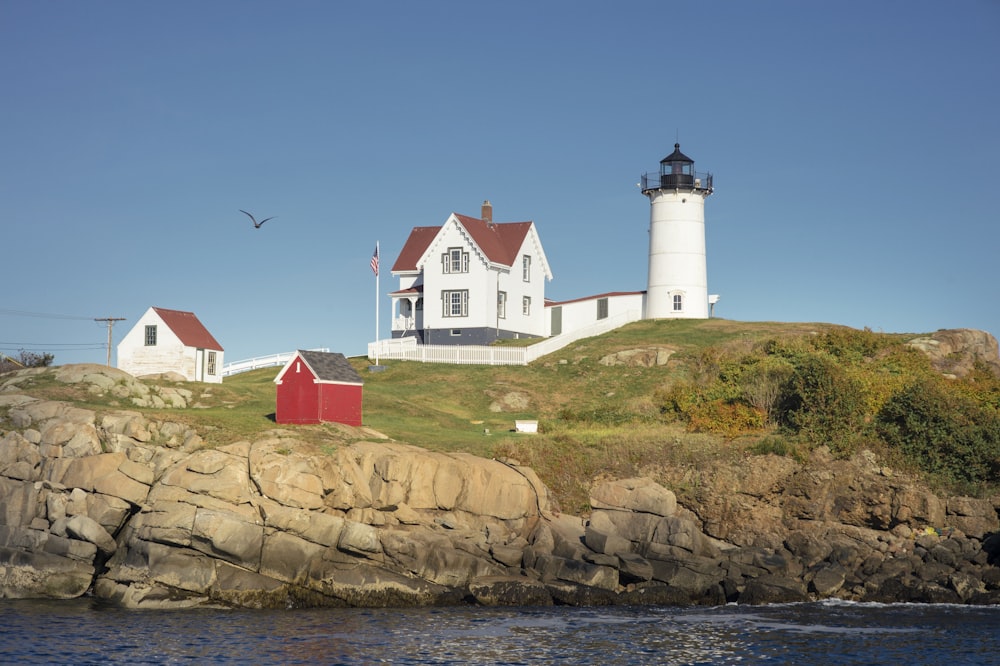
[
  {"xmin": 63, "ymin": 514, "xmax": 117, "ymax": 556},
  {"xmin": 906, "ymin": 329, "xmax": 1000, "ymax": 378},
  {"xmin": 739, "ymin": 575, "xmax": 809, "ymax": 605},
  {"xmin": 590, "ymin": 477, "xmax": 677, "ymax": 516},
  {"xmin": 468, "ymin": 576, "xmax": 553, "ymax": 606}
]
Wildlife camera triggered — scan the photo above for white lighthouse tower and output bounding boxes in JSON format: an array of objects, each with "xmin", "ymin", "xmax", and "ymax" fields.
[{"xmin": 641, "ymin": 143, "xmax": 714, "ymax": 319}]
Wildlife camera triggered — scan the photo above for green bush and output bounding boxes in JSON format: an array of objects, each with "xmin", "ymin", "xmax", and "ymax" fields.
[
  {"xmin": 876, "ymin": 378, "xmax": 1000, "ymax": 487},
  {"xmin": 778, "ymin": 353, "xmax": 869, "ymax": 453},
  {"xmin": 808, "ymin": 327, "xmax": 894, "ymax": 361}
]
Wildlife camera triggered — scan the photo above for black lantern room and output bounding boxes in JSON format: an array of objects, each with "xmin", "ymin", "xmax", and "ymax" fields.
[{"xmin": 659, "ymin": 143, "xmax": 695, "ymax": 189}]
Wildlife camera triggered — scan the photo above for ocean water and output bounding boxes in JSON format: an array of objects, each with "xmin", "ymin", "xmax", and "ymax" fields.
[{"xmin": 1, "ymin": 599, "xmax": 998, "ymax": 665}]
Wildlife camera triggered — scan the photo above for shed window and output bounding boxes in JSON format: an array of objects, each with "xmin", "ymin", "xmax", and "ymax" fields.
[
  {"xmin": 597, "ymin": 298, "xmax": 609, "ymax": 320},
  {"xmin": 144, "ymin": 325, "xmax": 157, "ymax": 346},
  {"xmin": 207, "ymin": 351, "xmax": 217, "ymax": 375}
]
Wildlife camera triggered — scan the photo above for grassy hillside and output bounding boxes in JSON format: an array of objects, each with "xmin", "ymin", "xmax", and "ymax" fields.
[
  {"xmin": 7, "ymin": 319, "xmax": 998, "ymax": 515},
  {"xmin": 354, "ymin": 319, "xmax": 1000, "ymax": 512}
]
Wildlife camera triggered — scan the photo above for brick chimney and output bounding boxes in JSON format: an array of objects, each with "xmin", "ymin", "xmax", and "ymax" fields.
[{"xmin": 481, "ymin": 200, "xmax": 493, "ymax": 224}]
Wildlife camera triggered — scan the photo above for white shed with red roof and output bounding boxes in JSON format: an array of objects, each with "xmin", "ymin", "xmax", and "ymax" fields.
[{"xmin": 116, "ymin": 307, "xmax": 225, "ymax": 383}]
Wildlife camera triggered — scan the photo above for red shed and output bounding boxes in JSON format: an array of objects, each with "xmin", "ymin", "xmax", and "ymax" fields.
[{"xmin": 273, "ymin": 350, "xmax": 364, "ymax": 426}]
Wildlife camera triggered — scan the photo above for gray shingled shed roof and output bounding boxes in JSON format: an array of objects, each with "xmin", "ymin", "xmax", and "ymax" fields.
[{"xmin": 297, "ymin": 350, "xmax": 364, "ymax": 385}]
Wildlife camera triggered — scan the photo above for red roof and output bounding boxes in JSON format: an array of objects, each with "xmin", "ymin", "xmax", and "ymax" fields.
[
  {"xmin": 152, "ymin": 307, "xmax": 223, "ymax": 351},
  {"xmin": 388, "ymin": 285, "xmax": 424, "ymax": 297},
  {"xmin": 391, "ymin": 213, "xmax": 534, "ymax": 272}
]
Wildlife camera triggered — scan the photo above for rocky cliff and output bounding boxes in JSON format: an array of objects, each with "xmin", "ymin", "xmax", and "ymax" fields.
[{"xmin": 2, "ymin": 363, "xmax": 999, "ymax": 609}]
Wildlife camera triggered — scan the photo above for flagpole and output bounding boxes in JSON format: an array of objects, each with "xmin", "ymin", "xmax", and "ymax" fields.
[{"xmin": 374, "ymin": 241, "xmax": 380, "ymax": 366}]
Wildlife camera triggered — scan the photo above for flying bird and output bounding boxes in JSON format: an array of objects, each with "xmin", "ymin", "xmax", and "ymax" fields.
[{"xmin": 239, "ymin": 209, "xmax": 276, "ymax": 229}]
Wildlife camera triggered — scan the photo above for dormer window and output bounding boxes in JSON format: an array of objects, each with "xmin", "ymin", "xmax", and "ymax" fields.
[{"xmin": 442, "ymin": 247, "xmax": 469, "ymax": 274}]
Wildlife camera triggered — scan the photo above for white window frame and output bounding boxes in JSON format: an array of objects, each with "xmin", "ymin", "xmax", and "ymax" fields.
[
  {"xmin": 442, "ymin": 290, "xmax": 469, "ymax": 317},
  {"xmin": 522, "ymin": 255, "xmax": 531, "ymax": 282},
  {"xmin": 673, "ymin": 294, "xmax": 683, "ymax": 311},
  {"xmin": 497, "ymin": 291, "xmax": 507, "ymax": 319},
  {"xmin": 144, "ymin": 325, "xmax": 157, "ymax": 346},
  {"xmin": 207, "ymin": 351, "xmax": 217, "ymax": 375},
  {"xmin": 442, "ymin": 247, "xmax": 469, "ymax": 274},
  {"xmin": 522, "ymin": 296, "xmax": 531, "ymax": 316}
]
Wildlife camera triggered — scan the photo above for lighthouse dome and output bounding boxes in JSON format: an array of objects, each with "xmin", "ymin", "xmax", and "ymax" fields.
[{"xmin": 659, "ymin": 143, "xmax": 695, "ymax": 188}]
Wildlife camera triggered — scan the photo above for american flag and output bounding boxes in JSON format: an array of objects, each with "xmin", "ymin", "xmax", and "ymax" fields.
[{"xmin": 370, "ymin": 245, "xmax": 379, "ymax": 276}]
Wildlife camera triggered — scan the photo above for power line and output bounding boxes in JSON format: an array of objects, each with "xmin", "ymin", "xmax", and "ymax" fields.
[
  {"xmin": 0, "ymin": 341, "xmax": 105, "ymax": 347},
  {"xmin": 0, "ymin": 308, "xmax": 94, "ymax": 321},
  {"xmin": 0, "ymin": 346, "xmax": 106, "ymax": 352}
]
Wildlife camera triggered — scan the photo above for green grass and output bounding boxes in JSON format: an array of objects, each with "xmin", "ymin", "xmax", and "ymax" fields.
[{"xmin": 354, "ymin": 320, "xmax": 865, "ymax": 456}]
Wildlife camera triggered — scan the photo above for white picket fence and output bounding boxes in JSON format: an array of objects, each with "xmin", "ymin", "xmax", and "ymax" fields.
[
  {"xmin": 221, "ymin": 348, "xmax": 330, "ymax": 377},
  {"xmin": 224, "ymin": 310, "xmax": 643, "ymax": 375},
  {"xmin": 367, "ymin": 310, "xmax": 642, "ymax": 366}
]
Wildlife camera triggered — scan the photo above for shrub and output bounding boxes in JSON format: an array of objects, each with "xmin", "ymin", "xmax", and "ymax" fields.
[
  {"xmin": 876, "ymin": 378, "xmax": 1000, "ymax": 487},
  {"xmin": 808, "ymin": 327, "xmax": 893, "ymax": 361},
  {"xmin": 0, "ymin": 350, "xmax": 54, "ymax": 373},
  {"xmin": 749, "ymin": 435, "xmax": 805, "ymax": 461},
  {"xmin": 778, "ymin": 353, "xmax": 869, "ymax": 454},
  {"xmin": 686, "ymin": 399, "xmax": 766, "ymax": 436},
  {"xmin": 739, "ymin": 356, "xmax": 795, "ymax": 425}
]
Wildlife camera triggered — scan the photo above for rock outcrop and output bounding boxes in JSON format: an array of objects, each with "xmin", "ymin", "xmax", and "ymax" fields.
[
  {"xmin": 2, "ymin": 364, "xmax": 1000, "ymax": 608},
  {"xmin": 906, "ymin": 328, "xmax": 1000, "ymax": 378}
]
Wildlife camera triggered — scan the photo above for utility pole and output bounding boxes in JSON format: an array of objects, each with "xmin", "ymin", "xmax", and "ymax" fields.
[{"xmin": 94, "ymin": 317, "xmax": 126, "ymax": 366}]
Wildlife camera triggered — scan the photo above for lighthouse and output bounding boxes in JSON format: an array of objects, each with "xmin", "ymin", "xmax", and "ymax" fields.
[{"xmin": 641, "ymin": 143, "xmax": 714, "ymax": 319}]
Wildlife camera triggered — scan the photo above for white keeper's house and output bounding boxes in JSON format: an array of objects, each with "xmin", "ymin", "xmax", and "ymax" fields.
[{"xmin": 389, "ymin": 201, "xmax": 553, "ymax": 345}]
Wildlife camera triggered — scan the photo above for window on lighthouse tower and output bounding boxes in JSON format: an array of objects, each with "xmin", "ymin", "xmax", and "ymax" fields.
[{"xmin": 673, "ymin": 294, "xmax": 683, "ymax": 311}]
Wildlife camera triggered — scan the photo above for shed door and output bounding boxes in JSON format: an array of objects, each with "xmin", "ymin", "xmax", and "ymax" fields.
[{"xmin": 550, "ymin": 306, "xmax": 562, "ymax": 336}]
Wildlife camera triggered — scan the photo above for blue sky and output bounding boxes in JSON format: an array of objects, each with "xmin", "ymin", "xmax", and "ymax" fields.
[{"xmin": 2, "ymin": 1, "xmax": 998, "ymax": 367}]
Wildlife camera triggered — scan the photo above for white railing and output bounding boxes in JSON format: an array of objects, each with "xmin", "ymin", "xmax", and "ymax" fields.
[
  {"xmin": 393, "ymin": 315, "xmax": 417, "ymax": 331},
  {"xmin": 367, "ymin": 309, "xmax": 643, "ymax": 366},
  {"xmin": 221, "ymin": 348, "xmax": 330, "ymax": 377},
  {"xmin": 369, "ymin": 338, "xmax": 527, "ymax": 365}
]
